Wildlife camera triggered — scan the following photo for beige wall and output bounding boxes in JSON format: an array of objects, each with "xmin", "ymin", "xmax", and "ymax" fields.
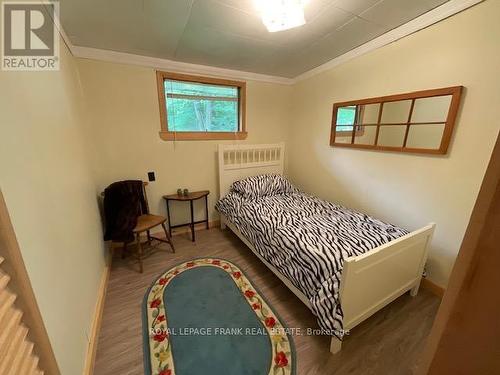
[
  {"xmin": 0, "ymin": 41, "xmax": 106, "ymax": 374},
  {"xmin": 288, "ymin": 0, "xmax": 500, "ymax": 288},
  {"xmin": 76, "ymin": 59, "xmax": 292, "ymax": 226}
]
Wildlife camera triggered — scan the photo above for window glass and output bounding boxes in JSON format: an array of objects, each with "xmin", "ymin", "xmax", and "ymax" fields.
[{"xmin": 165, "ymin": 80, "xmax": 239, "ymax": 132}]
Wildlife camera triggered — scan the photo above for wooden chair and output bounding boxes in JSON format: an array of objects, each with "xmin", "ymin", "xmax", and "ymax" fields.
[{"xmin": 105, "ymin": 182, "xmax": 175, "ymax": 273}]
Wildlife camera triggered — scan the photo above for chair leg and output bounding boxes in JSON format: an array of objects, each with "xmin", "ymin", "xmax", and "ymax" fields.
[
  {"xmin": 121, "ymin": 241, "xmax": 128, "ymax": 259},
  {"xmin": 136, "ymin": 233, "xmax": 144, "ymax": 273},
  {"xmin": 147, "ymin": 230, "xmax": 151, "ymax": 246},
  {"xmin": 161, "ymin": 223, "xmax": 175, "ymax": 253}
]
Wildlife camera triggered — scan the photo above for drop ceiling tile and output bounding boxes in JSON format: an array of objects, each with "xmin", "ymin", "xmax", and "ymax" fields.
[
  {"xmin": 278, "ymin": 16, "xmax": 387, "ymax": 76},
  {"xmin": 359, "ymin": 0, "xmax": 449, "ymax": 28},
  {"xmin": 304, "ymin": 5, "xmax": 355, "ymax": 38},
  {"xmin": 187, "ymin": 0, "xmax": 266, "ymax": 40},
  {"xmin": 185, "ymin": 0, "xmax": 341, "ymax": 50},
  {"xmin": 61, "ymin": 0, "xmax": 139, "ymax": 48},
  {"xmin": 212, "ymin": 0, "xmax": 260, "ymax": 15},
  {"xmin": 332, "ymin": 16, "xmax": 388, "ymax": 52},
  {"xmin": 61, "ymin": 0, "xmax": 193, "ymax": 57},
  {"xmin": 332, "ymin": 0, "xmax": 383, "ymax": 15},
  {"xmin": 141, "ymin": 0, "xmax": 195, "ymax": 55},
  {"xmin": 303, "ymin": 0, "xmax": 344, "ymax": 21},
  {"xmin": 249, "ymin": 4, "xmax": 354, "ymax": 54},
  {"xmin": 175, "ymin": 25, "xmax": 287, "ymax": 73},
  {"xmin": 214, "ymin": 0, "xmax": 337, "ymax": 18},
  {"xmin": 248, "ymin": 50, "xmax": 301, "ymax": 77},
  {"xmin": 261, "ymin": 10, "xmax": 353, "ymax": 51},
  {"xmin": 260, "ymin": 0, "xmax": 344, "ymax": 46}
]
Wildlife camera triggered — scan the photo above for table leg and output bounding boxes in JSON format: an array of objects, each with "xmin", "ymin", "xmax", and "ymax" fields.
[
  {"xmin": 205, "ymin": 195, "xmax": 209, "ymax": 230},
  {"xmin": 166, "ymin": 200, "xmax": 172, "ymax": 236},
  {"xmin": 190, "ymin": 200, "xmax": 195, "ymax": 242}
]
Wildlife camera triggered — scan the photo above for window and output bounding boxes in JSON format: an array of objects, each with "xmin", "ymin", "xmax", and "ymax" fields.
[
  {"xmin": 156, "ymin": 71, "xmax": 247, "ymax": 141},
  {"xmin": 335, "ymin": 105, "xmax": 364, "ymax": 135}
]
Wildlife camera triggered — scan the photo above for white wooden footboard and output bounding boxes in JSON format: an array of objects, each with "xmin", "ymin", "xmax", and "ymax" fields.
[{"xmin": 340, "ymin": 224, "xmax": 435, "ymax": 332}]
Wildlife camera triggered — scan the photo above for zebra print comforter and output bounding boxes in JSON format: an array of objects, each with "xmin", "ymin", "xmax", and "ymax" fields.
[{"xmin": 215, "ymin": 189, "xmax": 408, "ymax": 338}]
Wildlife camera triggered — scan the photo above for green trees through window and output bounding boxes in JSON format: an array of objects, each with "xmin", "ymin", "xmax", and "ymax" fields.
[
  {"xmin": 165, "ymin": 80, "xmax": 239, "ymax": 132},
  {"xmin": 336, "ymin": 106, "xmax": 357, "ymax": 132}
]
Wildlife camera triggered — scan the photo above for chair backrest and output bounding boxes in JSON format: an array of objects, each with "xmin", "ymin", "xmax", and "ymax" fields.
[
  {"xmin": 101, "ymin": 180, "xmax": 150, "ymax": 242},
  {"xmin": 141, "ymin": 181, "xmax": 150, "ymax": 215},
  {"xmin": 101, "ymin": 181, "xmax": 149, "ymax": 214}
]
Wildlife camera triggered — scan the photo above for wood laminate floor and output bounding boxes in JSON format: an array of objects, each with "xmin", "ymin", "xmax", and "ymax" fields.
[{"xmin": 94, "ymin": 228, "xmax": 441, "ymax": 375}]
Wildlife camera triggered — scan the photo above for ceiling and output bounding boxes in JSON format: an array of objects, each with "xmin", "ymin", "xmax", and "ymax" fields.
[{"xmin": 61, "ymin": 0, "xmax": 450, "ymax": 78}]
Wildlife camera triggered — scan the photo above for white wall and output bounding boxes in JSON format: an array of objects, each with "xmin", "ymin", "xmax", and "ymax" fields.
[
  {"xmin": 0, "ymin": 41, "xmax": 106, "ymax": 373},
  {"xmin": 288, "ymin": 0, "xmax": 500, "ymax": 287},
  {"xmin": 76, "ymin": 58, "xmax": 292, "ymax": 226}
]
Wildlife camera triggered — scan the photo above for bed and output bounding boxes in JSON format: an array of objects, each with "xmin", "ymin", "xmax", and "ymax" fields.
[{"xmin": 216, "ymin": 143, "xmax": 435, "ymax": 354}]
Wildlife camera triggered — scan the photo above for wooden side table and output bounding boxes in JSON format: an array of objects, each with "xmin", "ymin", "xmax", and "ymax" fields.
[{"xmin": 163, "ymin": 190, "xmax": 209, "ymax": 242}]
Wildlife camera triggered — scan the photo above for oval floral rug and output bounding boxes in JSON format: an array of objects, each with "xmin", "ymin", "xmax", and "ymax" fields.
[{"xmin": 143, "ymin": 258, "xmax": 295, "ymax": 375}]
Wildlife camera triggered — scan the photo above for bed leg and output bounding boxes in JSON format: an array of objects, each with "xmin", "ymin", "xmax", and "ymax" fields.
[
  {"xmin": 410, "ymin": 282, "xmax": 420, "ymax": 297},
  {"xmin": 330, "ymin": 337, "xmax": 342, "ymax": 354},
  {"xmin": 220, "ymin": 218, "xmax": 227, "ymax": 230}
]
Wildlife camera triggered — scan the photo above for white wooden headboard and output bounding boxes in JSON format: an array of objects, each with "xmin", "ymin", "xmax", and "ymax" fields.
[{"xmin": 218, "ymin": 143, "xmax": 285, "ymax": 198}]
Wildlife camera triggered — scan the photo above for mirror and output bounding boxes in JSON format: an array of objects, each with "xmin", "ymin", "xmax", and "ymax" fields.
[
  {"xmin": 381, "ymin": 100, "xmax": 413, "ymax": 123},
  {"xmin": 354, "ymin": 125, "xmax": 377, "ymax": 145},
  {"xmin": 406, "ymin": 124, "xmax": 445, "ymax": 149},
  {"xmin": 330, "ymin": 86, "xmax": 462, "ymax": 155},
  {"xmin": 358, "ymin": 103, "xmax": 380, "ymax": 124},
  {"xmin": 412, "ymin": 95, "xmax": 451, "ymax": 122},
  {"xmin": 378, "ymin": 125, "xmax": 407, "ymax": 147}
]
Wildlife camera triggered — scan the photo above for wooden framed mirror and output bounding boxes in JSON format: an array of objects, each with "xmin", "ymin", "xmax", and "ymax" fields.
[{"xmin": 330, "ymin": 86, "xmax": 463, "ymax": 155}]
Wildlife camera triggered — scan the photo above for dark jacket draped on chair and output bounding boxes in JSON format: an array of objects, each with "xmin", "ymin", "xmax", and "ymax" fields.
[{"xmin": 103, "ymin": 180, "xmax": 147, "ymax": 242}]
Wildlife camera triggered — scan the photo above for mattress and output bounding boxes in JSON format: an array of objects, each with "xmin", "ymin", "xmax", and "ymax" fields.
[{"xmin": 215, "ymin": 190, "xmax": 408, "ymax": 338}]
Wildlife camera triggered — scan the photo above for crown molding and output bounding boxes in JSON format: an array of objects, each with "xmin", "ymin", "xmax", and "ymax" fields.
[
  {"xmin": 59, "ymin": 0, "xmax": 482, "ymax": 85},
  {"xmin": 70, "ymin": 46, "xmax": 295, "ymax": 85},
  {"xmin": 294, "ymin": 0, "xmax": 484, "ymax": 82}
]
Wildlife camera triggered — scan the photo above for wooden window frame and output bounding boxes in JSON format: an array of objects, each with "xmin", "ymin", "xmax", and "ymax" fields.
[
  {"xmin": 156, "ymin": 71, "xmax": 247, "ymax": 141},
  {"xmin": 330, "ymin": 86, "xmax": 463, "ymax": 155}
]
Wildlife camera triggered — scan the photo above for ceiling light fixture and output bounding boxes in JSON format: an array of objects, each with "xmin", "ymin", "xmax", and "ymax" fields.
[{"xmin": 254, "ymin": 0, "xmax": 309, "ymax": 33}]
